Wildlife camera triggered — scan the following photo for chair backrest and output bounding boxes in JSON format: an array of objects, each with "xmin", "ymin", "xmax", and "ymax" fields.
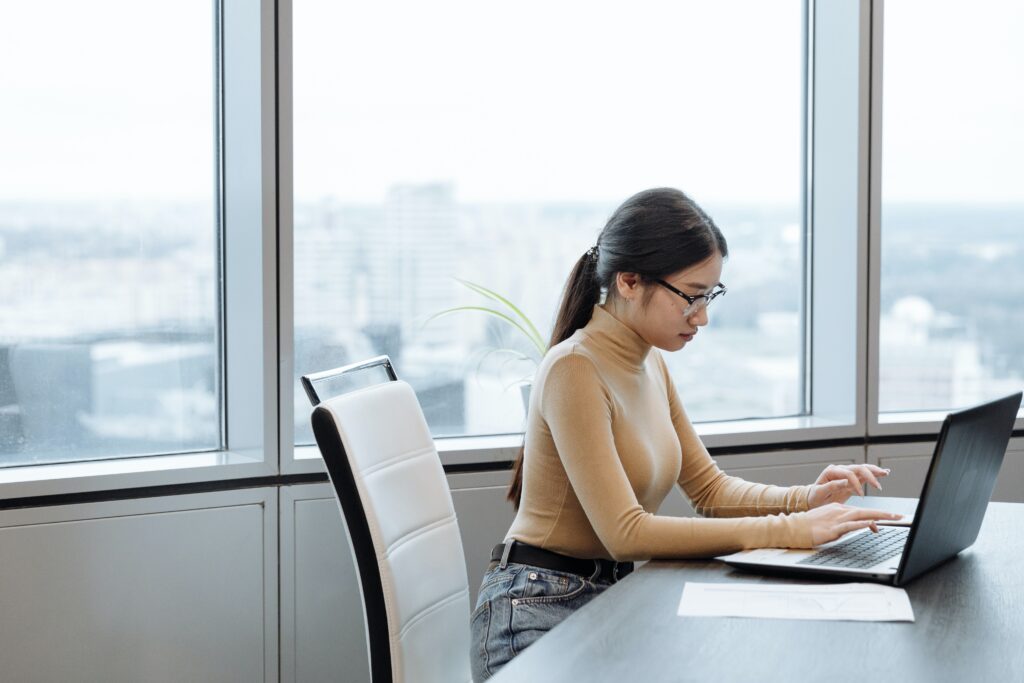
[{"xmin": 308, "ymin": 359, "xmax": 471, "ymax": 683}]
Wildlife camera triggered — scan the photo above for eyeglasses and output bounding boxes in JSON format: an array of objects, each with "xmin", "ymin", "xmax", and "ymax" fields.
[{"xmin": 653, "ymin": 279, "xmax": 727, "ymax": 317}]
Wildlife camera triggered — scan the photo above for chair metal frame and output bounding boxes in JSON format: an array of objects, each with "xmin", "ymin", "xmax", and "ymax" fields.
[{"xmin": 301, "ymin": 354, "xmax": 398, "ymax": 406}]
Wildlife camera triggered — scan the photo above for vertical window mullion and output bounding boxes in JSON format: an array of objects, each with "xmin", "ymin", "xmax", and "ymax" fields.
[
  {"xmin": 221, "ymin": 0, "xmax": 279, "ymax": 468},
  {"xmin": 807, "ymin": 0, "xmax": 874, "ymax": 436}
]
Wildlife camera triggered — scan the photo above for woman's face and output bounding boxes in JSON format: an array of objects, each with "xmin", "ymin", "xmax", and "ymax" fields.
[{"xmin": 614, "ymin": 252, "xmax": 725, "ymax": 352}]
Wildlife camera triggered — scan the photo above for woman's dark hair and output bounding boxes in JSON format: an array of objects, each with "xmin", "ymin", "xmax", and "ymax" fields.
[{"xmin": 507, "ymin": 187, "xmax": 728, "ymax": 508}]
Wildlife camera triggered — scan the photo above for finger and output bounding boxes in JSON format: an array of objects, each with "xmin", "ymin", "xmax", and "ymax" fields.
[
  {"xmin": 867, "ymin": 464, "xmax": 892, "ymax": 477},
  {"xmin": 834, "ymin": 520, "xmax": 876, "ymax": 538},
  {"xmin": 844, "ymin": 507, "xmax": 903, "ymax": 521},
  {"xmin": 854, "ymin": 464, "xmax": 883, "ymax": 491},
  {"xmin": 839, "ymin": 469, "xmax": 862, "ymax": 497}
]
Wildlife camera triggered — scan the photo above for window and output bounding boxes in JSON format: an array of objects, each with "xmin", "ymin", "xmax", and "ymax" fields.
[
  {"xmin": 879, "ymin": 0, "xmax": 1024, "ymax": 413},
  {"xmin": 0, "ymin": 1, "xmax": 219, "ymax": 465},
  {"xmin": 293, "ymin": 0, "xmax": 807, "ymax": 442}
]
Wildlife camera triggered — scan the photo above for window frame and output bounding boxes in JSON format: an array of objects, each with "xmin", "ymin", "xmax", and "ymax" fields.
[
  {"xmin": 804, "ymin": 0, "xmax": 873, "ymax": 441},
  {"xmin": 0, "ymin": 0, "xmax": 279, "ymax": 500},
  {"xmin": 221, "ymin": 0, "xmax": 282, "ymax": 472},
  {"xmin": 281, "ymin": 0, "xmax": 869, "ymax": 474},
  {"xmin": 865, "ymin": 0, "xmax": 1024, "ymax": 437}
]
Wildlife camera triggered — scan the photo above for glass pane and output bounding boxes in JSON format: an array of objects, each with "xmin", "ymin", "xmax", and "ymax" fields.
[
  {"xmin": 0, "ymin": 1, "xmax": 220, "ymax": 465},
  {"xmin": 880, "ymin": 0, "xmax": 1024, "ymax": 413},
  {"xmin": 294, "ymin": 0, "xmax": 805, "ymax": 440}
]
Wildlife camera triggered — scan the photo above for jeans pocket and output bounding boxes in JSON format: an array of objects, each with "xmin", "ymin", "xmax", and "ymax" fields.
[
  {"xmin": 509, "ymin": 566, "xmax": 587, "ymax": 604},
  {"xmin": 508, "ymin": 569, "xmax": 592, "ymax": 657}
]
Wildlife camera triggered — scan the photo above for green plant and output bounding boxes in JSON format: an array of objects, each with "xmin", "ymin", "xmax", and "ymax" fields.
[{"xmin": 425, "ymin": 279, "xmax": 547, "ymax": 386}]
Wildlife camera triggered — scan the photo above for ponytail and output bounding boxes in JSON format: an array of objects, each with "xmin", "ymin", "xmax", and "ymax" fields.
[
  {"xmin": 506, "ymin": 249, "xmax": 600, "ymax": 509},
  {"xmin": 548, "ymin": 248, "xmax": 602, "ymax": 348}
]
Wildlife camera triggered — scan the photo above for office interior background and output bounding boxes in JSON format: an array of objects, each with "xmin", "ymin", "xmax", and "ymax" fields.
[{"xmin": 0, "ymin": 0, "xmax": 1021, "ymax": 680}]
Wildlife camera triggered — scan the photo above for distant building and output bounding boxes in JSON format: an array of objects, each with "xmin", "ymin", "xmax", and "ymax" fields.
[
  {"xmin": 375, "ymin": 183, "xmax": 458, "ymax": 349},
  {"xmin": 879, "ymin": 296, "xmax": 1018, "ymax": 412}
]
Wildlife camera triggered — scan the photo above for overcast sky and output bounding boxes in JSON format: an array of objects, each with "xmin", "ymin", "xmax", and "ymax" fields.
[{"xmin": 1, "ymin": 0, "xmax": 1021, "ymax": 204}]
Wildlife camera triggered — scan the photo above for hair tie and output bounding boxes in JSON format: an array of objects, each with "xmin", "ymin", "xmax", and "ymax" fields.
[{"xmin": 586, "ymin": 244, "xmax": 600, "ymax": 262}]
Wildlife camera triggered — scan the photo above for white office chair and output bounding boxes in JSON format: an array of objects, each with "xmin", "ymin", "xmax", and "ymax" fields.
[{"xmin": 304, "ymin": 356, "xmax": 472, "ymax": 683}]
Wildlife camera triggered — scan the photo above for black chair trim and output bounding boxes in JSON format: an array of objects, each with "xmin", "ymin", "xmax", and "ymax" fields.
[{"xmin": 312, "ymin": 405, "xmax": 393, "ymax": 683}]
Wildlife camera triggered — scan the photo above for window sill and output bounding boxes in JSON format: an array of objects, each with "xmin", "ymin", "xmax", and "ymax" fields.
[
  {"xmin": 290, "ymin": 415, "xmax": 864, "ymax": 471},
  {"xmin": 0, "ymin": 449, "xmax": 272, "ymax": 502},
  {"xmin": 695, "ymin": 415, "xmax": 860, "ymax": 449},
  {"xmin": 872, "ymin": 408, "xmax": 1024, "ymax": 437}
]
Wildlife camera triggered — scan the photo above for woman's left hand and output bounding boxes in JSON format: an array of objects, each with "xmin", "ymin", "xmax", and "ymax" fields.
[{"xmin": 807, "ymin": 464, "xmax": 892, "ymax": 508}]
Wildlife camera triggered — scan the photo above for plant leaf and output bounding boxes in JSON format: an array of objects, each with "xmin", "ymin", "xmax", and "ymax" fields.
[
  {"xmin": 454, "ymin": 278, "xmax": 547, "ymax": 355},
  {"xmin": 474, "ymin": 347, "xmax": 532, "ymax": 377},
  {"xmin": 424, "ymin": 305, "xmax": 542, "ymax": 356}
]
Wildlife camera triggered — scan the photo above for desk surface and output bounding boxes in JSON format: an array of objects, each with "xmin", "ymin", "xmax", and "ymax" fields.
[{"xmin": 490, "ymin": 498, "xmax": 1023, "ymax": 682}]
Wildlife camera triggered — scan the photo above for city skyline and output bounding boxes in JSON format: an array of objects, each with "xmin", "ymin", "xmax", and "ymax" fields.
[{"xmin": 3, "ymin": 193, "xmax": 1021, "ymax": 466}]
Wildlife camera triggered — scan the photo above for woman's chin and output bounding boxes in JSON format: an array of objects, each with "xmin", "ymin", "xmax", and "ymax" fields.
[{"xmin": 668, "ymin": 336, "xmax": 690, "ymax": 351}]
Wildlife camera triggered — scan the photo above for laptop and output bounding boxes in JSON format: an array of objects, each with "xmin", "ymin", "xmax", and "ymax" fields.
[{"xmin": 717, "ymin": 392, "xmax": 1022, "ymax": 586}]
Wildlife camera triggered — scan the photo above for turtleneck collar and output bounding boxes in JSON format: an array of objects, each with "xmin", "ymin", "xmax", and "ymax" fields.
[{"xmin": 580, "ymin": 305, "xmax": 652, "ymax": 372}]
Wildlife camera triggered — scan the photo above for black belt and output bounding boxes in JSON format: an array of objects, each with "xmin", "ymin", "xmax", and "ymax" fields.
[{"xmin": 489, "ymin": 540, "xmax": 634, "ymax": 583}]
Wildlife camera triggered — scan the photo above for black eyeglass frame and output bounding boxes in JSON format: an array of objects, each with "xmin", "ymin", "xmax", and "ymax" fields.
[{"xmin": 653, "ymin": 278, "xmax": 727, "ymax": 315}]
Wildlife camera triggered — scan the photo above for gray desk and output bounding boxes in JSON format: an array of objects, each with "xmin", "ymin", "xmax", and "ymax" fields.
[{"xmin": 490, "ymin": 498, "xmax": 1024, "ymax": 682}]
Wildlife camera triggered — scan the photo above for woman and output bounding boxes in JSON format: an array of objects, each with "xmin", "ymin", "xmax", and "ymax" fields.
[{"xmin": 469, "ymin": 188, "xmax": 899, "ymax": 681}]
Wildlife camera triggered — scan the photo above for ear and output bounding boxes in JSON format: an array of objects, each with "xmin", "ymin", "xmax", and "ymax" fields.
[{"xmin": 614, "ymin": 272, "xmax": 643, "ymax": 300}]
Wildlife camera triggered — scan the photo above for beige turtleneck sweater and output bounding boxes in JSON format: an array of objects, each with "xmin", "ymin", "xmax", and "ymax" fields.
[{"xmin": 505, "ymin": 305, "xmax": 814, "ymax": 561}]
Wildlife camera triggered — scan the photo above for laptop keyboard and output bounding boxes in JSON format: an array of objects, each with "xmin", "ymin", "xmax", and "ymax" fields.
[{"xmin": 797, "ymin": 526, "xmax": 910, "ymax": 569}]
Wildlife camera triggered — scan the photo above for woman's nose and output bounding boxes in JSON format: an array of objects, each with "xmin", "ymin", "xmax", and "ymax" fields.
[{"xmin": 689, "ymin": 305, "xmax": 709, "ymax": 327}]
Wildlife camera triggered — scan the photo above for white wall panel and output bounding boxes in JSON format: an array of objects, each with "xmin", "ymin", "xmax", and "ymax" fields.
[
  {"xmin": 280, "ymin": 484, "xmax": 368, "ymax": 683},
  {"xmin": 0, "ymin": 489, "xmax": 277, "ymax": 683},
  {"xmin": 718, "ymin": 446, "xmax": 865, "ymax": 487},
  {"xmin": 867, "ymin": 437, "xmax": 1024, "ymax": 502}
]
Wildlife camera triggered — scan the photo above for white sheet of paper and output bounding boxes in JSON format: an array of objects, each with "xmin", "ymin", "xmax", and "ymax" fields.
[{"xmin": 677, "ymin": 582, "xmax": 914, "ymax": 622}]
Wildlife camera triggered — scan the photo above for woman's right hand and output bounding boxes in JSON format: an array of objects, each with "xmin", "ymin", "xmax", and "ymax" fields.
[{"xmin": 804, "ymin": 503, "xmax": 904, "ymax": 546}]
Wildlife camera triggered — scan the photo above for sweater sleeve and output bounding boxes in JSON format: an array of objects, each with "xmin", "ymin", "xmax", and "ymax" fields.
[
  {"xmin": 542, "ymin": 352, "xmax": 813, "ymax": 561},
  {"xmin": 658, "ymin": 354, "xmax": 814, "ymax": 520}
]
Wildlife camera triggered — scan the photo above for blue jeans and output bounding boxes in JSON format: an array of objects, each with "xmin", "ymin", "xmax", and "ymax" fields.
[{"xmin": 470, "ymin": 561, "xmax": 613, "ymax": 681}]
